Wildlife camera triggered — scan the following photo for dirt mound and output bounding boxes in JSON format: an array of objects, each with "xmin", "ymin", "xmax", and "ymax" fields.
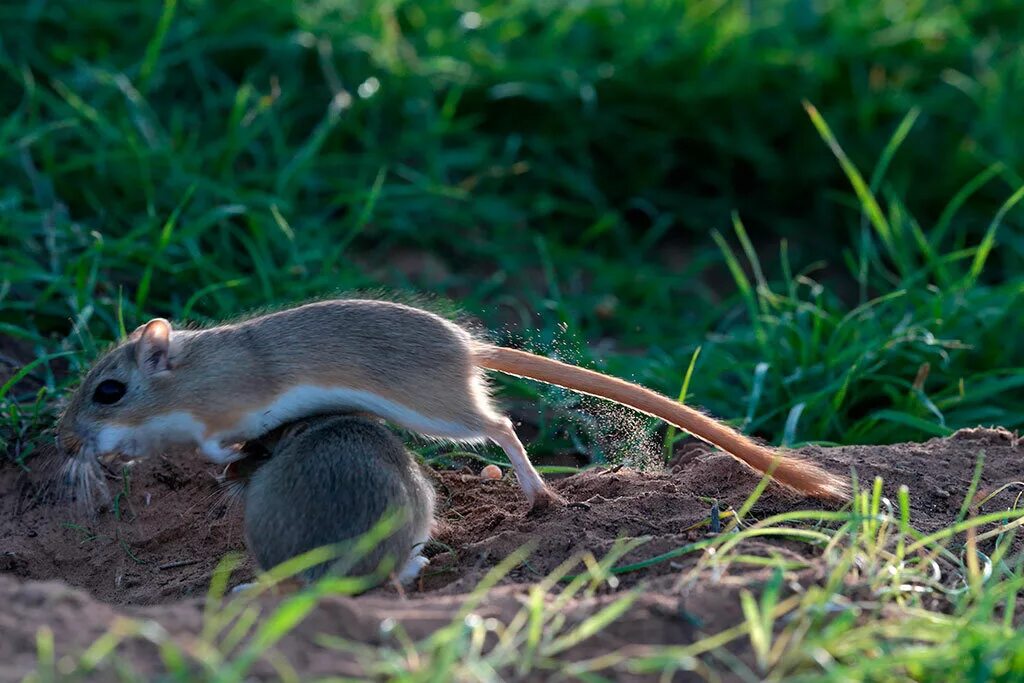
[{"xmin": 2, "ymin": 427, "xmax": 1023, "ymax": 680}]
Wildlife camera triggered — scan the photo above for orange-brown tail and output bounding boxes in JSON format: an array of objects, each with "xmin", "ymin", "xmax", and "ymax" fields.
[{"xmin": 475, "ymin": 345, "xmax": 849, "ymax": 501}]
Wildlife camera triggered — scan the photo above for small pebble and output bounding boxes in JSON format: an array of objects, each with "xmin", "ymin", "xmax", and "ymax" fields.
[{"xmin": 481, "ymin": 464, "xmax": 502, "ymax": 480}]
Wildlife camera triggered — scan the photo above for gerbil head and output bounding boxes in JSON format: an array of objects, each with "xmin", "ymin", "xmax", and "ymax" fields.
[{"xmin": 56, "ymin": 318, "xmax": 182, "ymax": 468}]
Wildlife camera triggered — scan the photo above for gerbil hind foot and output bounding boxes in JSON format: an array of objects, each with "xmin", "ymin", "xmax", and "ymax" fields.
[
  {"xmin": 397, "ymin": 554, "xmax": 430, "ymax": 585},
  {"xmin": 486, "ymin": 417, "xmax": 566, "ymax": 511},
  {"xmin": 526, "ymin": 485, "xmax": 567, "ymax": 514}
]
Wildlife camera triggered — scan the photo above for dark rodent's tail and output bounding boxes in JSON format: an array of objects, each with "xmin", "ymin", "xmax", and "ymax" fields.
[{"xmin": 474, "ymin": 345, "xmax": 849, "ymax": 501}]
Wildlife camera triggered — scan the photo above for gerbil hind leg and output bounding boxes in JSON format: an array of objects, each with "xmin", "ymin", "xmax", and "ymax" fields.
[{"xmin": 486, "ymin": 417, "xmax": 566, "ymax": 509}]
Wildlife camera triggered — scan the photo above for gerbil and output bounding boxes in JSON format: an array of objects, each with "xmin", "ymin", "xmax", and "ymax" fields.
[
  {"xmin": 229, "ymin": 413, "xmax": 435, "ymax": 586},
  {"xmin": 56, "ymin": 298, "xmax": 849, "ymax": 508}
]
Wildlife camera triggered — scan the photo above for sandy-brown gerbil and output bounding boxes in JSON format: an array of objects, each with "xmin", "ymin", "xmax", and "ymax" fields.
[
  {"xmin": 228, "ymin": 413, "xmax": 435, "ymax": 587},
  {"xmin": 55, "ymin": 298, "xmax": 849, "ymax": 509}
]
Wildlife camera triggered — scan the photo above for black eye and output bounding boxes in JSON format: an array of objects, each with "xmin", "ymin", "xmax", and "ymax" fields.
[{"xmin": 93, "ymin": 379, "xmax": 127, "ymax": 405}]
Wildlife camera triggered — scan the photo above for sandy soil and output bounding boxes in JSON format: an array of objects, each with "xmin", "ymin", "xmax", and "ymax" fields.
[{"xmin": 3, "ymin": 422, "xmax": 1023, "ymax": 681}]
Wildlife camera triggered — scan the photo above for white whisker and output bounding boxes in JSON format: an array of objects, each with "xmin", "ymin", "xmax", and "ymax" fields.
[
  {"xmin": 53, "ymin": 454, "xmax": 111, "ymax": 515},
  {"xmin": 191, "ymin": 470, "xmax": 250, "ymax": 519}
]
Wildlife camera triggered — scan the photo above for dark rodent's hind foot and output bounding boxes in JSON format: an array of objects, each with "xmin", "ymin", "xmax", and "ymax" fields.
[{"xmin": 527, "ymin": 486, "xmax": 568, "ymax": 514}]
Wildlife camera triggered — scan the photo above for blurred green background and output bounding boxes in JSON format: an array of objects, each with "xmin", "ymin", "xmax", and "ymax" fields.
[{"xmin": 2, "ymin": 0, "xmax": 1024, "ymax": 466}]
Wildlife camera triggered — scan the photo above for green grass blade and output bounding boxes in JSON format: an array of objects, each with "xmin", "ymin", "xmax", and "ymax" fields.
[
  {"xmin": 139, "ymin": 0, "xmax": 178, "ymax": 91},
  {"xmin": 804, "ymin": 101, "xmax": 897, "ymax": 267},
  {"xmin": 966, "ymin": 183, "xmax": 1024, "ymax": 286},
  {"xmin": 663, "ymin": 345, "xmax": 702, "ymax": 461}
]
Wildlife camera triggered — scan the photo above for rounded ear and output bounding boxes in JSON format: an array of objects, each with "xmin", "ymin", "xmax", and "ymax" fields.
[{"xmin": 135, "ymin": 318, "xmax": 173, "ymax": 374}]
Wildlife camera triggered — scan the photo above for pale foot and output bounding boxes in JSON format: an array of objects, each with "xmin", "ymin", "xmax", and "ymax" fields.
[
  {"xmin": 527, "ymin": 485, "xmax": 568, "ymax": 514},
  {"xmin": 397, "ymin": 554, "xmax": 430, "ymax": 585},
  {"xmin": 201, "ymin": 440, "xmax": 244, "ymax": 464}
]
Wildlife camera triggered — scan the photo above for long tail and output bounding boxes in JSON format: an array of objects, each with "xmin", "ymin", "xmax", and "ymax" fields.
[{"xmin": 475, "ymin": 345, "xmax": 849, "ymax": 501}]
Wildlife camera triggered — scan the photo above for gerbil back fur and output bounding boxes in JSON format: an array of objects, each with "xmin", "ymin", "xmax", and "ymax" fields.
[
  {"xmin": 243, "ymin": 414, "xmax": 436, "ymax": 583},
  {"xmin": 474, "ymin": 345, "xmax": 849, "ymax": 501}
]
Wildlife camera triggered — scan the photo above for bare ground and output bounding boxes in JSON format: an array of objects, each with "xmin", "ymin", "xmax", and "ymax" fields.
[{"xmin": 2, "ymin": 422, "xmax": 1023, "ymax": 681}]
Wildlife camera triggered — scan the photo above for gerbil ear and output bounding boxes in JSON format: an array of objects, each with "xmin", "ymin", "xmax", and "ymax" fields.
[{"xmin": 135, "ymin": 318, "xmax": 173, "ymax": 374}]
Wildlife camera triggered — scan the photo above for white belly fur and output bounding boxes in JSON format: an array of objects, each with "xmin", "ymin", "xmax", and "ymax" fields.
[
  {"xmin": 96, "ymin": 411, "xmax": 207, "ymax": 457},
  {"xmin": 221, "ymin": 384, "xmax": 483, "ymax": 444}
]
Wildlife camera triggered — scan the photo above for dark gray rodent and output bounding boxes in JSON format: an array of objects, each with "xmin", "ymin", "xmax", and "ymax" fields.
[{"xmin": 234, "ymin": 413, "xmax": 436, "ymax": 586}]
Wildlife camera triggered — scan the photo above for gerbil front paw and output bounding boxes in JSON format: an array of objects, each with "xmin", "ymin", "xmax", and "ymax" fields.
[{"xmin": 201, "ymin": 440, "xmax": 244, "ymax": 464}]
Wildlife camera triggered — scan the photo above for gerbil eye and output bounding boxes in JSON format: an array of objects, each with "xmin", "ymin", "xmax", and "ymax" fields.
[{"xmin": 93, "ymin": 379, "xmax": 127, "ymax": 405}]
